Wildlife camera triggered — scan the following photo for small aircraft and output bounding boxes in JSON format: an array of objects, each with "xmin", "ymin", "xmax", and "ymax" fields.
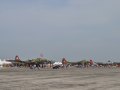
[
  {"xmin": 52, "ymin": 62, "xmax": 63, "ymax": 69},
  {"xmin": 0, "ymin": 59, "xmax": 12, "ymax": 68},
  {"xmin": 53, "ymin": 62, "xmax": 62, "ymax": 66}
]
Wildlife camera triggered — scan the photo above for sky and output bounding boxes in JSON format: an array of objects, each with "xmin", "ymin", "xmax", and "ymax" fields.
[{"xmin": 0, "ymin": 0, "xmax": 120, "ymax": 62}]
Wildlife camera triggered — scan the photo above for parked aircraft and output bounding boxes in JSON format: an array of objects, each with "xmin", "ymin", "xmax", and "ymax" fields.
[
  {"xmin": 0, "ymin": 59, "xmax": 12, "ymax": 68},
  {"xmin": 52, "ymin": 62, "xmax": 63, "ymax": 69},
  {"xmin": 53, "ymin": 62, "xmax": 62, "ymax": 66}
]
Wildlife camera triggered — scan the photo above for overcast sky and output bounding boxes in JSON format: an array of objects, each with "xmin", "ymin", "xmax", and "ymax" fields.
[{"xmin": 0, "ymin": 0, "xmax": 120, "ymax": 62}]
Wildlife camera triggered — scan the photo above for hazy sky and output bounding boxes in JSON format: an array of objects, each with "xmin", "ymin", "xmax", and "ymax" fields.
[{"xmin": 0, "ymin": 0, "xmax": 120, "ymax": 62}]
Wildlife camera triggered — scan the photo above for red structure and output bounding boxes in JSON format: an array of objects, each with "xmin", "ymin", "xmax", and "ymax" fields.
[
  {"xmin": 90, "ymin": 60, "xmax": 93, "ymax": 66},
  {"xmin": 62, "ymin": 58, "xmax": 67, "ymax": 68},
  {"xmin": 15, "ymin": 55, "xmax": 20, "ymax": 61}
]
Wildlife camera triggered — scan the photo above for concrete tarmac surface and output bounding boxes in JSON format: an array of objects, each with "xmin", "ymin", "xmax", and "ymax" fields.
[{"xmin": 0, "ymin": 67, "xmax": 120, "ymax": 90}]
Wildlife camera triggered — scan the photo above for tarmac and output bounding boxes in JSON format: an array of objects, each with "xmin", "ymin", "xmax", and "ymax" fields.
[{"xmin": 0, "ymin": 67, "xmax": 120, "ymax": 90}]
